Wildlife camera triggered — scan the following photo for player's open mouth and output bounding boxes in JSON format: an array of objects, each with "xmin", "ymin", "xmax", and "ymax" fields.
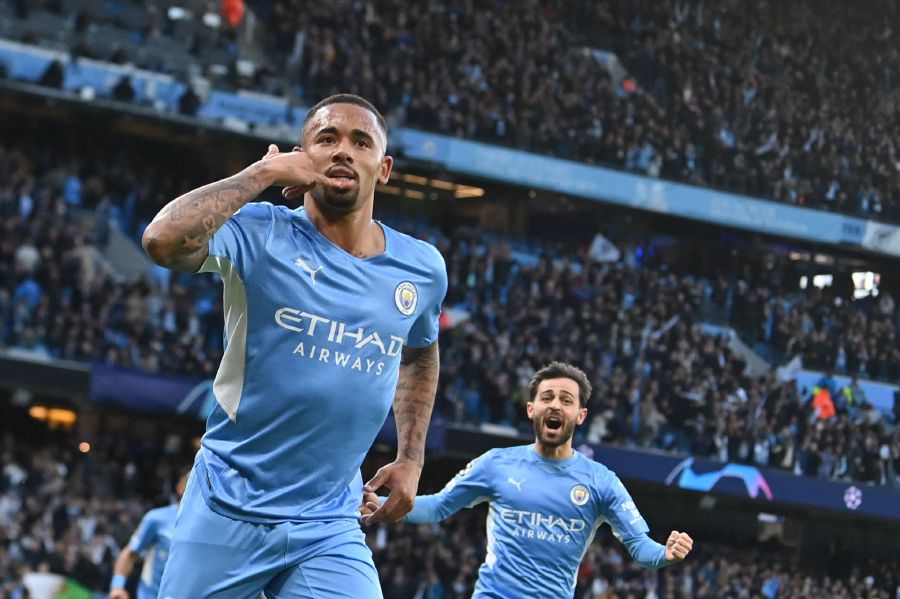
[
  {"xmin": 545, "ymin": 416, "xmax": 562, "ymax": 430},
  {"xmin": 326, "ymin": 166, "xmax": 357, "ymax": 180}
]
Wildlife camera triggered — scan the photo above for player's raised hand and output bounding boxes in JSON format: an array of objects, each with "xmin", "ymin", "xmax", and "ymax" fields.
[
  {"xmin": 256, "ymin": 144, "xmax": 342, "ymax": 199},
  {"xmin": 108, "ymin": 589, "xmax": 129, "ymax": 599},
  {"xmin": 665, "ymin": 531, "xmax": 693, "ymax": 562},
  {"xmin": 360, "ymin": 459, "xmax": 421, "ymax": 526},
  {"xmin": 358, "ymin": 489, "xmax": 382, "ymax": 520}
]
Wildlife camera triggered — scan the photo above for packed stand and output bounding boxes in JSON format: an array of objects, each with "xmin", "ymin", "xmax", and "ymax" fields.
[
  {"xmin": 5, "ymin": 0, "xmax": 898, "ymax": 221},
  {"xmin": 262, "ymin": 0, "xmax": 900, "ymax": 222},
  {"xmin": 429, "ymin": 231, "xmax": 899, "ymax": 488},
  {"xmin": 0, "ymin": 135, "xmax": 224, "ymax": 378},
  {"xmin": 370, "ymin": 507, "xmax": 899, "ymax": 599},
  {"xmin": 2, "ymin": 126, "xmax": 899, "ymax": 487},
  {"xmin": 719, "ymin": 277, "xmax": 899, "ymax": 382}
]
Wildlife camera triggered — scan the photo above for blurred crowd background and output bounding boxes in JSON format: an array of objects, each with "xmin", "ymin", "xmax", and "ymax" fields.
[{"xmin": 0, "ymin": 0, "xmax": 898, "ymax": 597}]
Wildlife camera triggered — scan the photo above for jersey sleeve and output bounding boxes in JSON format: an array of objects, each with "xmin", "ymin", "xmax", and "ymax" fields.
[
  {"xmin": 200, "ymin": 202, "xmax": 277, "ymax": 279},
  {"xmin": 600, "ymin": 472, "xmax": 668, "ymax": 569},
  {"xmin": 128, "ymin": 511, "xmax": 158, "ymax": 554},
  {"xmin": 404, "ymin": 449, "xmax": 495, "ymax": 523},
  {"xmin": 405, "ymin": 246, "xmax": 447, "ymax": 349}
]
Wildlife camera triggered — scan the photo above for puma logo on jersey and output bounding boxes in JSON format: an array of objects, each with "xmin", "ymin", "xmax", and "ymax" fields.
[
  {"xmin": 507, "ymin": 477, "xmax": 525, "ymax": 492},
  {"xmin": 294, "ymin": 257, "xmax": 323, "ymax": 284}
]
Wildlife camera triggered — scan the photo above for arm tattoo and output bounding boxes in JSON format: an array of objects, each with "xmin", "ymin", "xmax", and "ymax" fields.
[
  {"xmin": 147, "ymin": 166, "xmax": 267, "ymax": 271},
  {"xmin": 394, "ymin": 341, "xmax": 440, "ymax": 465}
]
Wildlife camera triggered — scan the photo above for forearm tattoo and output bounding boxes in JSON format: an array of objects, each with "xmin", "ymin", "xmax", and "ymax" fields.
[
  {"xmin": 394, "ymin": 342, "xmax": 440, "ymax": 465},
  {"xmin": 149, "ymin": 167, "xmax": 266, "ymax": 270}
]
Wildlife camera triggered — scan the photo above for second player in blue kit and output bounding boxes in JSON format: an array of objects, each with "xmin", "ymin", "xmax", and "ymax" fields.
[
  {"xmin": 362, "ymin": 362, "xmax": 694, "ymax": 598},
  {"xmin": 142, "ymin": 94, "xmax": 447, "ymax": 598}
]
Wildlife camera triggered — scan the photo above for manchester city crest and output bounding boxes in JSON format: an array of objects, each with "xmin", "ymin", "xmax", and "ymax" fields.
[
  {"xmin": 570, "ymin": 484, "xmax": 590, "ymax": 506},
  {"xmin": 394, "ymin": 281, "xmax": 418, "ymax": 316}
]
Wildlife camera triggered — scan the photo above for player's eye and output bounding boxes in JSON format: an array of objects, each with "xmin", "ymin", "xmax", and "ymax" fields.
[
  {"xmin": 356, "ymin": 139, "xmax": 370, "ymax": 148},
  {"xmin": 319, "ymin": 136, "xmax": 335, "ymax": 144}
]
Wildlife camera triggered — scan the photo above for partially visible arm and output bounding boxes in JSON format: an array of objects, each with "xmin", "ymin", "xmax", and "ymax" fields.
[
  {"xmin": 362, "ymin": 341, "xmax": 440, "ymax": 524},
  {"xmin": 404, "ymin": 486, "xmax": 483, "ymax": 524},
  {"xmin": 617, "ymin": 532, "xmax": 668, "ymax": 569},
  {"xmin": 603, "ymin": 473, "xmax": 691, "ymax": 569},
  {"xmin": 361, "ymin": 450, "xmax": 495, "ymax": 526},
  {"xmin": 108, "ymin": 546, "xmax": 138, "ymax": 598},
  {"xmin": 142, "ymin": 164, "xmax": 270, "ymax": 272},
  {"xmin": 620, "ymin": 530, "xmax": 693, "ymax": 568},
  {"xmin": 395, "ymin": 341, "xmax": 440, "ymax": 466},
  {"xmin": 142, "ymin": 145, "xmax": 334, "ymax": 272}
]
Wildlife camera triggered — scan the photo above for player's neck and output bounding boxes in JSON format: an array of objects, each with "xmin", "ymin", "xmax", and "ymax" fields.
[
  {"xmin": 534, "ymin": 440, "xmax": 574, "ymax": 460},
  {"xmin": 304, "ymin": 200, "xmax": 385, "ymax": 258}
]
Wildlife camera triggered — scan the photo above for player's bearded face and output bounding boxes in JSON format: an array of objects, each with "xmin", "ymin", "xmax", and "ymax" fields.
[
  {"xmin": 303, "ymin": 104, "xmax": 391, "ymax": 215},
  {"xmin": 528, "ymin": 378, "xmax": 587, "ymax": 449},
  {"xmin": 533, "ymin": 407, "xmax": 578, "ymax": 448}
]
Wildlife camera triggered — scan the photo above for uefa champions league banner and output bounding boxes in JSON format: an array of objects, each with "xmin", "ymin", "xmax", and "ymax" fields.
[{"xmin": 592, "ymin": 444, "xmax": 900, "ymax": 521}]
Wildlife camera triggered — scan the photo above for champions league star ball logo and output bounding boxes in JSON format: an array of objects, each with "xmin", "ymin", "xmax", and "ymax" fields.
[
  {"xmin": 394, "ymin": 282, "xmax": 418, "ymax": 316},
  {"xmin": 843, "ymin": 486, "xmax": 862, "ymax": 510},
  {"xmin": 569, "ymin": 485, "xmax": 590, "ymax": 506}
]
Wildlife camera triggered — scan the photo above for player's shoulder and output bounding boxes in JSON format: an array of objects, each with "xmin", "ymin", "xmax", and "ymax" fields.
[
  {"xmin": 383, "ymin": 224, "xmax": 446, "ymax": 272},
  {"xmin": 574, "ymin": 453, "xmax": 618, "ymax": 488},
  {"xmin": 233, "ymin": 201, "xmax": 282, "ymax": 222}
]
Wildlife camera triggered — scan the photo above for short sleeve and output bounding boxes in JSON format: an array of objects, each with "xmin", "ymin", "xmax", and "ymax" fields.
[
  {"xmin": 406, "ymin": 246, "xmax": 448, "ymax": 348},
  {"xmin": 128, "ymin": 512, "xmax": 158, "ymax": 554},
  {"xmin": 201, "ymin": 202, "xmax": 276, "ymax": 278}
]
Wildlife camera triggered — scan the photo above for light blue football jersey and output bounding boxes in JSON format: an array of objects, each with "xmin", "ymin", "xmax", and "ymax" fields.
[
  {"xmin": 129, "ymin": 504, "xmax": 177, "ymax": 599},
  {"xmin": 197, "ymin": 203, "xmax": 447, "ymax": 523},
  {"xmin": 405, "ymin": 444, "xmax": 669, "ymax": 598}
]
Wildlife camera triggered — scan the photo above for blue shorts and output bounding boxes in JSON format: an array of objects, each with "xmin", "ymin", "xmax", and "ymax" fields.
[{"xmin": 158, "ymin": 471, "xmax": 382, "ymax": 599}]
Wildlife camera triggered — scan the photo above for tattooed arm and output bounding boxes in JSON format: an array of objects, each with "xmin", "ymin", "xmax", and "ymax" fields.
[
  {"xmin": 394, "ymin": 342, "xmax": 440, "ymax": 466},
  {"xmin": 142, "ymin": 144, "xmax": 334, "ymax": 272},
  {"xmin": 362, "ymin": 341, "xmax": 440, "ymax": 524}
]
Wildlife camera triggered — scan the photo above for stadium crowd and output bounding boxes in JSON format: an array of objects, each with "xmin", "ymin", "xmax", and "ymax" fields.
[
  {"xmin": 0, "ymin": 134, "xmax": 225, "ymax": 377},
  {"xmin": 721, "ymin": 277, "xmax": 899, "ymax": 382},
  {"xmin": 432, "ymin": 230, "xmax": 899, "ymax": 487},
  {"xmin": 1, "ymin": 129, "xmax": 898, "ymax": 489},
  {"xmin": 5, "ymin": 0, "xmax": 899, "ymax": 222},
  {"xmin": 267, "ymin": 0, "xmax": 900, "ymax": 220},
  {"xmin": 1, "ymin": 418, "xmax": 897, "ymax": 598},
  {"xmin": 271, "ymin": 0, "xmax": 899, "ymax": 222}
]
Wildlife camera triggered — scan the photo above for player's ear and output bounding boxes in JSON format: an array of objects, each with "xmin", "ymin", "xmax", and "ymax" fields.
[
  {"xmin": 525, "ymin": 401, "xmax": 535, "ymax": 420},
  {"xmin": 378, "ymin": 154, "xmax": 393, "ymax": 185},
  {"xmin": 293, "ymin": 145, "xmax": 302, "ymax": 153},
  {"xmin": 576, "ymin": 407, "xmax": 588, "ymax": 426}
]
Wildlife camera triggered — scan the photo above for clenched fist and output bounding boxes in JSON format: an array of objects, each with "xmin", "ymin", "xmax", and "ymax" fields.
[{"xmin": 665, "ymin": 531, "xmax": 693, "ymax": 562}]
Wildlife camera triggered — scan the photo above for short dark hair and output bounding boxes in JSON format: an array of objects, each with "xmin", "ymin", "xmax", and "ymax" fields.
[
  {"xmin": 301, "ymin": 93, "xmax": 388, "ymax": 145},
  {"xmin": 528, "ymin": 361, "xmax": 592, "ymax": 408}
]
